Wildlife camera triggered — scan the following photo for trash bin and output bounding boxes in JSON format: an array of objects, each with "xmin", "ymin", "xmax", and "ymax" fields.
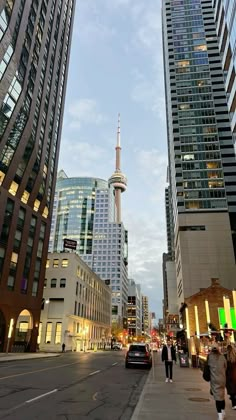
[{"xmin": 179, "ymin": 352, "xmax": 189, "ymax": 367}]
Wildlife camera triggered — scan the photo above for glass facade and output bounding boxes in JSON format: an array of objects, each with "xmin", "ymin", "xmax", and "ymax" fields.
[
  {"xmin": 0, "ymin": 0, "xmax": 75, "ymax": 352},
  {"xmin": 49, "ymin": 171, "xmax": 129, "ymax": 321},
  {"xmin": 213, "ymin": 0, "xmax": 236, "ymax": 137},
  {"xmin": 163, "ymin": 0, "xmax": 236, "ymax": 215},
  {"xmin": 162, "ymin": 0, "xmax": 236, "ymax": 303}
]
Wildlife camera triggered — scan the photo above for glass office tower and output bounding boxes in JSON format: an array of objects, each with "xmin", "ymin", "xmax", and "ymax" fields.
[
  {"xmin": 49, "ymin": 171, "xmax": 129, "ymax": 323},
  {"xmin": 162, "ymin": 0, "xmax": 236, "ymax": 305},
  {"xmin": 0, "ymin": 1, "xmax": 75, "ymax": 351},
  {"xmin": 213, "ymin": 0, "xmax": 236, "ymax": 138}
]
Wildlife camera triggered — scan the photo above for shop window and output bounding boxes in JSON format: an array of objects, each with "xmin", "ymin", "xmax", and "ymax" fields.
[
  {"xmin": 55, "ymin": 323, "xmax": 62, "ymax": 344},
  {"xmin": 45, "ymin": 322, "xmax": 52, "ymax": 343}
]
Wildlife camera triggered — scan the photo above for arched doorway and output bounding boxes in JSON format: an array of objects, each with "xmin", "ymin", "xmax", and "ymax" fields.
[
  {"xmin": 13, "ymin": 310, "xmax": 33, "ymax": 352},
  {"xmin": 0, "ymin": 311, "xmax": 6, "ymax": 352}
]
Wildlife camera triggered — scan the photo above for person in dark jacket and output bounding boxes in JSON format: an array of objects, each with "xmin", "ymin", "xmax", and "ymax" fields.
[
  {"xmin": 226, "ymin": 344, "xmax": 236, "ymax": 410},
  {"xmin": 161, "ymin": 340, "xmax": 176, "ymax": 383}
]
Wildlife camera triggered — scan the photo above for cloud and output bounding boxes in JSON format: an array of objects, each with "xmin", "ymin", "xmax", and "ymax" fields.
[
  {"xmin": 66, "ymin": 99, "xmax": 107, "ymax": 130},
  {"xmin": 58, "ymin": 139, "xmax": 112, "ymax": 178}
]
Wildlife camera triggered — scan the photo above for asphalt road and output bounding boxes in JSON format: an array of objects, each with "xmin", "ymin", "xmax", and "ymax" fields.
[{"xmin": 0, "ymin": 351, "xmax": 149, "ymax": 420}]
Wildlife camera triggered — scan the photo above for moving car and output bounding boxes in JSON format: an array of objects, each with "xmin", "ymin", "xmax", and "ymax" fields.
[{"xmin": 125, "ymin": 343, "xmax": 152, "ymax": 368}]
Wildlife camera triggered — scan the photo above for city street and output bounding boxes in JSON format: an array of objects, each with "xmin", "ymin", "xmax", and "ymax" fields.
[{"xmin": 0, "ymin": 350, "xmax": 149, "ymax": 420}]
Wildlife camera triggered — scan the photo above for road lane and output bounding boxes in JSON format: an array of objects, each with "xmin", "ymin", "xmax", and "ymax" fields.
[{"xmin": 0, "ymin": 351, "xmax": 150, "ymax": 420}]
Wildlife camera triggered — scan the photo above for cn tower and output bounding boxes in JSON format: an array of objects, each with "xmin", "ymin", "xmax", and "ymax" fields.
[{"xmin": 108, "ymin": 114, "xmax": 127, "ymax": 223}]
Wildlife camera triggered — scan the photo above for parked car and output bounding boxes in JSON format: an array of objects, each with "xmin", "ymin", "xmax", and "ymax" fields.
[
  {"xmin": 113, "ymin": 342, "xmax": 123, "ymax": 350},
  {"xmin": 125, "ymin": 343, "xmax": 152, "ymax": 368}
]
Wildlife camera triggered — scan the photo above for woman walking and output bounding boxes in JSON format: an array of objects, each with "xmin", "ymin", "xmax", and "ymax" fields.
[
  {"xmin": 226, "ymin": 344, "xmax": 236, "ymax": 410},
  {"xmin": 208, "ymin": 343, "xmax": 227, "ymax": 420}
]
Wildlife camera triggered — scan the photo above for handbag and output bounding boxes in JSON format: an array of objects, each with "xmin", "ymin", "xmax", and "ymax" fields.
[{"xmin": 203, "ymin": 360, "xmax": 211, "ymax": 382}]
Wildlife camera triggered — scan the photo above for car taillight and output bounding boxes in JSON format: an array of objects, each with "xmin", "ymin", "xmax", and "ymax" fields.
[{"xmin": 145, "ymin": 351, "xmax": 149, "ymax": 357}]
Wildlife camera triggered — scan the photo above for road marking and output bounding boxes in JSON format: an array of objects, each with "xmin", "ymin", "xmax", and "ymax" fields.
[
  {"xmin": 0, "ymin": 361, "xmax": 83, "ymax": 381},
  {"xmin": 112, "ymin": 362, "xmax": 118, "ymax": 366},
  {"xmin": 26, "ymin": 389, "xmax": 58, "ymax": 404},
  {"xmin": 89, "ymin": 370, "xmax": 100, "ymax": 376}
]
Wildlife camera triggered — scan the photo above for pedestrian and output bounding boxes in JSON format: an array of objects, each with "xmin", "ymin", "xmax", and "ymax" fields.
[
  {"xmin": 161, "ymin": 339, "xmax": 176, "ymax": 383},
  {"xmin": 208, "ymin": 343, "xmax": 227, "ymax": 420},
  {"xmin": 225, "ymin": 344, "xmax": 236, "ymax": 410},
  {"xmin": 62, "ymin": 343, "xmax": 65, "ymax": 352}
]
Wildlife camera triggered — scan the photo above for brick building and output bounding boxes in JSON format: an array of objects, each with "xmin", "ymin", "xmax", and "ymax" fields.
[{"xmin": 180, "ymin": 278, "xmax": 235, "ymax": 337}]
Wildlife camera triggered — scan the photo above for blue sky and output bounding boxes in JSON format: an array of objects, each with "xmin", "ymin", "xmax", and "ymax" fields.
[{"xmin": 59, "ymin": 0, "xmax": 168, "ymax": 320}]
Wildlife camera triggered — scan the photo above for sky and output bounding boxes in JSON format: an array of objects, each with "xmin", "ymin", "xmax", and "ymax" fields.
[{"xmin": 59, "ymin": 0, "xmax": 168, "ymax": 320}]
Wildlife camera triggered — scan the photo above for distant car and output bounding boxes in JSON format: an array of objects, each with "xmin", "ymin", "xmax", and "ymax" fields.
[
  {"xmin": 113, "ymin": 342, "xmax": 123, "ymax": 350},
  {"xmin": 125, "ymin": 343, "xmax": 152, "ymax": 369}
]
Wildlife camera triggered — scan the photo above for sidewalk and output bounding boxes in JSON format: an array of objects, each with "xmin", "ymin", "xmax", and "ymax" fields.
[
  {"xmin": 131, "ymin": 353, "xmax": 235, "ymax": 420},
  {"xmin": 0, "ymin": 352, "xmax": 60, "ymax": 362}
]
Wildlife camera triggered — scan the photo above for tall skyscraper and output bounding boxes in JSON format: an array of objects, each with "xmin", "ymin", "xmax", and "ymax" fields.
[
  {"xmin": 49, "ymin": 120, "xmax": 128, "ymax": 324},
  {"xmin": 162, "ymin": 0, "xmax": 236, "ymax": 306},
  {"xmin": 213, "ymin": 0, "xmax": 236, "ymax": 138},
  {"xmin": 0, "ymin": 0, "xmax": 75, "ymax": 352}
]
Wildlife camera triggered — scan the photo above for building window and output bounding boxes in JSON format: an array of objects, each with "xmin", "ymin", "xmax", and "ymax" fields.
[
  {"xmin": 61, "ymin": 259, "xmax": 68, "ymax": 268},
  {"xmin": 53, "ymin": 259, "xmax": 59, "ymax": 267},
  {"xmin": 76, "ymin": 281, "xmax": 78, "ymax": 295},
  {"xmin": 44, "ymin": 279, "xmax": 47, "ymax": 288},
  {"xmin": 51, "ymin": 278, "xmax": 57, "ymax": 288},
  {"xmin": 55, "ymin": 323, "xmax": 62, "ymax": 344},
  {"xmin": 60, "ymin": 278, "xmax": 66, "ymax": 288},
  {"xmin": 19, "ymin": 322, "xmax": 28, "ymax": 332},
  {"xmin": 7, "ymin": 275, "xmax": 15, "ymax": 290},
  {"xmin": 46, "ymin": 259, "xmax": 50, "ymax": 268},
  {"xmin": 45, "ymin": 322, "xmax": 52, "ymax": 343}
]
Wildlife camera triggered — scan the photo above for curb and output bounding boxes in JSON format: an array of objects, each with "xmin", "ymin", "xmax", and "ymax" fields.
[{"xmin": 130, "ymin": 367, "xmax": 152, "ymax": 420}]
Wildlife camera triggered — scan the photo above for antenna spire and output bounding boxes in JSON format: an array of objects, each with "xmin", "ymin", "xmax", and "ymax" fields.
[{"xmin": 117, "ymin": 113, "xmax": 121, "ymax": 147}]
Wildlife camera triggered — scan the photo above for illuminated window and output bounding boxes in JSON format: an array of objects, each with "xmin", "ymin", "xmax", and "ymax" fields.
[
  {"xmin": 208, "ymin": 181, "xmax": 223, "ymax": 188},
  {"xmin": 55, "ymin": 323, "xmax": 62, "ymax": 344},
  {"xmin": 45, "ymin": 322, "xmax": 52, "ymax": 343},
  {"xmin": 34, "ymin": 199, "xmax": 40, "ymax": 211},
  {"xmin": 53, "ymin": 259, "xmax": 59, "ymax": 268},
  {"xmin": 206, "ymin": 162, "xmax": 220, "ymax": 169},
  {"xmin": 42, "ymin": 206, "xmax": 48, "ymax": 218},
  {"xmin": 183, "ymin": 154, "xmax": 194, "ymax": 161},
  {"xmin": 9, "ymin": 181, "xmax": 19, "ymax": 196},
  {"xmin": 179, "ymin": 104, "xmax": 190, "ymax": 110},
  {"xmin": 61, "ymin": 259, "xmax": 68, "ymax": 268},
  {"xmin": 19, "ymin": 321, "xmax": 28, "ymax": 332},
  {"xmin": 46, "ymin": 259, "xmax": 50, "ymax": 268},
  {"xmin": 194, "ymin": 45, "xmax": 207, "ymax": 51},
  {"xmin": 177, "ymin": 60, "xmax": 190, "ymax": 67},
  {"xmin": 0, "ymin": 170, "xmax": 5, "ymax": 185},
  {"xmin": 10, "ymin": 252, "xmax": 18, "ymax": 269},
  {"xmin": 21, "ymin": 190, "xmax": 29, "ymax": 204}
]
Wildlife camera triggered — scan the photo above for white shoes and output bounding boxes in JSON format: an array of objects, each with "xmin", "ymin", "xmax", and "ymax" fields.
[
  {"xmin": 232, "ymin": 406, "xmax": 236, "ymax": 410},
  {"xmin": 165, "ymin": 378, "xmax": 168, "ymax": 383},
  {"xmin": 218, "ymin": 413, "xmax": 223, "ymax": 420},
  {"xmin": 170, "ymin": 379, "xmax": 173, "ymax": 383}
]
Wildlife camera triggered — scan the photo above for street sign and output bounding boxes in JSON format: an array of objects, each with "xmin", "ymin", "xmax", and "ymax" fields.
[{"xmin": 63, "ymin": 238, "xmax": 77, "ymax": 250}]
